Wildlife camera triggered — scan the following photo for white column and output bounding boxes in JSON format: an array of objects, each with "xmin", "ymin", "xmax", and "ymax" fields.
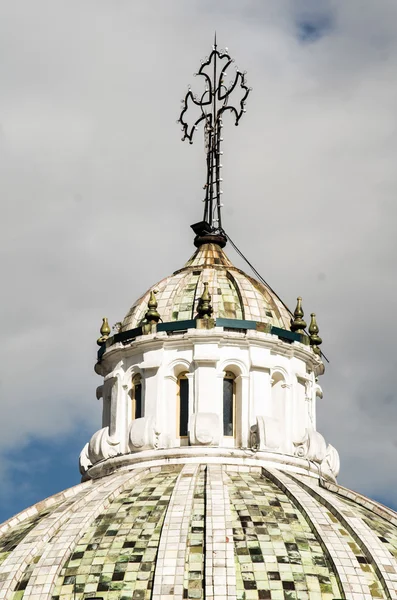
[
  {"xmin": 107, "ymin": 377, "xmax": 123, "ymax": 438},
  {"xmin": 293, "ymin": 376, "xmax": 307, "ymax": 442},
  {"xmin": 312, "ymin": 390, "xmax": 317, "ymax": 430},
  {"xmin": 121, "ymin": 384, "xmax": 130, "ymax": 452},
  {"xmin": 142, "ymin": 366, "xmax": 160, "ymax": 421},
  {"xmin": 152, "ymin": 465, "xmax": 199, "ymax": 600},
  {"xmin": 283, "ymin": 381, "xmax": 293, "ymax": 454},
  {"xmin": 102, "ymin": 377, "xmax": 113, "ymax": 432},
  {"xmin": 216, "ymin": 371, "xmax": 226, "ymax": 443},
  {"xmin": 250, "ymin": 367, "xmax": 271, "ymax": 424},
  {"xmin": 194, "ymin": 361, "xmax": 219, "ymax": 413},
  {"xmin": 205, "ymin": 465, "xmax": 237, "ymax": 600},
  {"xmin": 236, "ymin": 374, "xmax": 250, "ymax": 449},
  {"xmin": 313, "ymin": 377, "xmax": 323, "ymax": 431},
  {"xmin": 163, "ymin": 374, "xmax": 177, "ymax": 448},
  {"xmin": 304, "ymin": 378, "xmax": 313, "ymax": 431},
  {"xmin": 193, "ymin": 342, "xmax": 220, "ymax": 417},
  {"xmin": 109, "ymin": 376, "xmax": 129, "ymax": 452},
  {"xmin": 186, "ymin": 371, "xmax": 195, "ymax": 414}
]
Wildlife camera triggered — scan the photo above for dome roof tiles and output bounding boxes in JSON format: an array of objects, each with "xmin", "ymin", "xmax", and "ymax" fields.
[
  {"xmin": 122, "ymin": 244, "xmax": 292, "ymax": 331},
  {"xmin": 1, "ymin": 462, "xmax": 397, "ymax": 600}
]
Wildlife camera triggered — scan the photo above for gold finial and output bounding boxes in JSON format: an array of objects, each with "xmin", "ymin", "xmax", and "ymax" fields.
[
  {"xmin": 290, "ymin": 296, "xmax": 307, "ymax": 333},
  {"xmin": 309, "ymin": 313, "xmax": 322, "ymax": 356},
  {"xmin": 197, "ymin": 282, "xmax": 213, "ymax": 319},
  {"xmin": 97, "ymin": 317, "xmax": 111, "ymax": 346},
  {"xmin": 145, "ymin": 290, "xmax": 160, "ymax": 324}
]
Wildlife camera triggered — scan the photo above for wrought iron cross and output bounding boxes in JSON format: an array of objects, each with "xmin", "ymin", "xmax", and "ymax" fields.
[{"xmin": 178, "ymin": 36, "xmax": 251, "ymax": 237}]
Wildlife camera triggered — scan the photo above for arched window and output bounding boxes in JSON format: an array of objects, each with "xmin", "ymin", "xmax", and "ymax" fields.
[
  {"xmin": 177, "ymin": 372, "xmax": 189, "ymax": 437},
  {"xmin": 223, "ymin": 371, "xmax": 236, "ymax": 437},
  {"xmin": 131, "ymin": 374, "xmax": 143, "ymax": 420}
]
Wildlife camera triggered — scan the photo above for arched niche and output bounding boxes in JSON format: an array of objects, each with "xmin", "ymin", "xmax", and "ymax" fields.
[
  {"xmin": 177, "ymin": 371, "xmax": 189, "ymax": 439},
  {"xmin": 101, "ymin": 377, "xmax": 114, "ymax": 430},
  {"xmin": 130, "ymin": 374, "xmax": 143, "ymax": 420},
  {"xmin": 165, "ymin": 359, "xmax": 193, "ymax": 447},
  {"xmin": 166, "ymin": 358, "xmax": 192, "ymax": 379},
  {"xmin": 294, "ymin": 376, "xmax": 308, "ymax": 442},
  {"xmin": 219, "ymin": 363, "xmax": 245, "ymax": 448},
  {"xmin": 223, "ymin": 371, "xmax": 236, "ymax": 438},
  {"xmin": 124, "ymin": 367, "xmax": 145, "ymax": 423}
]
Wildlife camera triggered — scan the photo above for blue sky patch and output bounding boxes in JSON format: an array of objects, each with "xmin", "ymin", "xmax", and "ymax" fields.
[
  {"xmin": 0, "ymin": 430, "xmax": 90, "ymax": 523},
  {"xmin": 296, "ymin": 13, "xmax": 334, "ymax": 43}
]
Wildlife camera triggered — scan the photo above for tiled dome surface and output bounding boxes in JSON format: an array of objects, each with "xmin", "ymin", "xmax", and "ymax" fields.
[
  {"xmin": 1, "ymin": 463, "xmax": 397, "ymax": 600},
  {"xmin": 122, "ymin": 244, "xmax": 292, "ymax": 331}
]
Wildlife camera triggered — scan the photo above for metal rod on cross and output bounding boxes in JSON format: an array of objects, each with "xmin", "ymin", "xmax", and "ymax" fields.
[{"xmin": 178, "ymin": 36, "xmax": 251, "ymax": 247}]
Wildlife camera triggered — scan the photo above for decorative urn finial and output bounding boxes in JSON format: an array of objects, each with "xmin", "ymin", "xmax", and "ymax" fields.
[
  {"xmin": 97, "ymin": 317, "xmax": 111, "ymax": 346},
  {"xmin": 197, "ymin": 282, "xmax": 213, "ymax": 319},
  {"xmin": 309, "ymin": 313, "xmax": 322, "ymax": 356},
  {"xmin": 145, "ymin": 290, "xmax": 161, "ymax": 324},
  {"xmin": 290, "ymin": 296, "xmax": 307, "ymax": 333}
]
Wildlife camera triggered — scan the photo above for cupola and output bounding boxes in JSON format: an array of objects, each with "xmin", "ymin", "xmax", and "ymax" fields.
[{"xmin": 80, "ymin": 39, "xmax": 336, "ymax": 482}]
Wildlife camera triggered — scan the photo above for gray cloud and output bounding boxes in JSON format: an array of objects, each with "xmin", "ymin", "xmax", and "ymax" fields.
[{"xmin": 1, "ymin": 0, "xmax": 397, "ymax": 509}]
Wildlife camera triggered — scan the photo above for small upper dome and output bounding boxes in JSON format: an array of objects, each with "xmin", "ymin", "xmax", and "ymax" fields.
[{"xmin": 122, "ymin": 243, "xmax": 292, "ymax": 331}]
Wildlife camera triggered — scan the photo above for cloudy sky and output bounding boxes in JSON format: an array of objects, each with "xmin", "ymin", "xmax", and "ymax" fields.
[{"xmin": 1, "ymin": 0, "xmax": 397, "ymax": 522}]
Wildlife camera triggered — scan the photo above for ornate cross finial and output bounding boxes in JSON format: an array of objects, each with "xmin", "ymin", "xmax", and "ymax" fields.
[{"xmin": 178, "ymin": 36, "xmax": 251, "ymax": 246}]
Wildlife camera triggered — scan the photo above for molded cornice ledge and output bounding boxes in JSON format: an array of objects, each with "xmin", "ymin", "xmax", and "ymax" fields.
[
  {"xmin": 84, "ymin": 446, "xmax": 337, "ymax": 483},
  {"xmin": 96, "ymin": 327, "xmax": 322, "ymax": 375}
]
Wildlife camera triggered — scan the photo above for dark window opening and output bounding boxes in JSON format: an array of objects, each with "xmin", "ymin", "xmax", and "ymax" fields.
[
  {"xmin": 223, "ymin": 375, "xmax": 235, "ymax": 436},
  {"xmin": 135, "ymin": 383, "xmax": 142, "ymax": 419},
  {"xmin": 132, "ymin": 376, "xmax": 143, "ymax": 420},
  {"xmin": 179, "ymin": 376, "xmax": 189, "ymax": 437}
]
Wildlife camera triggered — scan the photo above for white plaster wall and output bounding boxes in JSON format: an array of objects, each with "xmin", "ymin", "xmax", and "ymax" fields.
[
  {"xmin": 93, "ymin": 329, "xmax": 324, "ymax": 458},
  {"xmin": 293, "ymin": 378, "xmax": 308, "ymax": 442}
]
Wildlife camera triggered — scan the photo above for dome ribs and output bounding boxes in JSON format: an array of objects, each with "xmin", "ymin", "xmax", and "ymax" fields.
[
  {"xmin": 0, "ymin": 482, "xmax": 91, "ymax": 598},
  {"xmin": 18, "ymin": 468, "xmax": 145, "ymax": 600},
  {"xmin": 2, "ymin": 464, "xmax": 397, "ymax": 598},
  {"xmin": 205, "ymin": 465, "xmax": 237, "ymax": 599},
  {"xmin": 184, "ymin": 244, "xmax": 234, "ymax": 270},
  {"xmin": 152, "ymin": 464, "xmax": 201, "ymax": 599},
  {"xmin": 50, "ymin": 467, "xmax": 178, "ymax": 600},
  {"xmin": 189, "ymin": 274, "xmax": 201, "ymax": 320},
  {"xmin": 225, "ymin": 270, "xmax": 245, "ymax": 321},
  {"xmin": 323, "ymin": 480, "xmax": 397, "ymax": 529},
  {"xmin": 336, "ymin": 493, "xmax": 397, "ymax": 570},
  {"xmin": 225, "ymin": 468, "xmax": 341, "ymax": 599},
  {"xmin": 169, "ymin": 272, "xmax": 200, "ymax": 322},
  {"xmin": 121, "ymin": 243, "xmax": 293, "ymax": 330},
  {"xmin": 262, "ymin": 467, "xmax": 370, "ymax": 599},
  {"xmin": 289, "ymin": 473, "xmax": 394, "ymax": 599}
]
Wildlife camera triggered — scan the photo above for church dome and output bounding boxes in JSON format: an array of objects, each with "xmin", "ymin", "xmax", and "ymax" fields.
[
  {"xmin": 2, "ymin": 461, "xmax": 397, "ymax": 600},
  {"xmin": 121, "ymin": 243, "xmax": 292, "ymax": 332},
  {"xmin": 2, "ymin": 38, "xmax": 395, "ymax": 600}
]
